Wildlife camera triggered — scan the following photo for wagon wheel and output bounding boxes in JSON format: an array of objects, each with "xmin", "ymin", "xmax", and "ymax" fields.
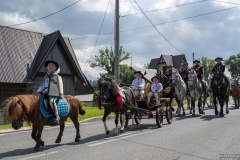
[
  {"xmin": 134, "ymin": 113, "xmax": 142, "ymax": 125},
  {"xmin": 156, "ymin": 108, "xmax": 164, "ymax": 128},
  {"xmin": 165, "ymin": 106, "xmax": 172, "ymax": 124}
]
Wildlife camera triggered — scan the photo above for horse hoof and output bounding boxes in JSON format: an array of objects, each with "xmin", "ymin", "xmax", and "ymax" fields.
[
  {"xmin": 40, "ymin": 141, "xmax": 44, "ymax": 146},
  {"xmin": 183, "ymin": 112, "xmax": 186, "ymax": 116},
  {"xmin": 178, "ymin": 114, "xmax": 181, "ymax": 117},
  {"xmin": 74, "ymin": 138, "xmax": 80, "ymax": 142},
  {"xmin": 114, "ymin": 132, "xmax": 119, "ymax": 136},
  {"xmin": 34, "ymin": 146, "xmax": 40, "ymax": 151},
  {"xmin": 192, "ymin": 114, "xmax": 195, "ymax": 117},
  {"xmin": 55, "ymin": 138, "xmax": 61, "ymax": 143},
  {"xmin": 202, "ymin": 111, "xmax": 205, "ymax": 115},
  {"xmin": 106, "ymin": 130, "xmax": 110, "ymax": 135},
  {"xmin": 171, "ymin": 108, "xmax": 175, "ymax": 112},
  {"xmin": 215, "ymin": 111, "xmax": 219, "ymax": 116},
  {"xmin": 120, "ymin": 128, "xmax": 124, "ymax": 133},
  {"xmin": 220, "ymin": 113, "xmax": 224, "ymax": 117},
  {"xmin": 226, "ymin": 110, "xmax": 229, "ymax": 114}
]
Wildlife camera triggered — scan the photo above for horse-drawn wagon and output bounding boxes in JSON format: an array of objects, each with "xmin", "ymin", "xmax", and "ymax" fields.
[{"xmin": 122, "ymin": 84, "xmax": 173, "ymax": 128}]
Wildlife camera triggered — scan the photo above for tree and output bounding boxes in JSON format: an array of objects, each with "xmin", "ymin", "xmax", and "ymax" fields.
[
  {"xmin": 120, "ymin": 64, "xmax": 135, "ymax": 85},
  {"xmin": 198, "ymin": 57, "xmax": 215, "ymax": 80},
  {"xmin": 225, "ymin": 53, "xmax": 240, "ymax": 77},
  {"xmin": 90, "ymin": 46, "xmax": 131, "ymax": 76}
]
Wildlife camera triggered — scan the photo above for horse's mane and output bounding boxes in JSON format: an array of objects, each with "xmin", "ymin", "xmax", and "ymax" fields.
[
  {"xmin": 98, "ymin": 78, "xmax": 119, "ymax": 96},
  {"xmin": 5, "ymin": 94, "xmax": 39, "ymax": 122}
]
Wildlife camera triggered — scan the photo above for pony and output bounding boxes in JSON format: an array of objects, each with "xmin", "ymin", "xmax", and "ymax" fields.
[
  {"xmin": 211, "ymin": 69, "xmax": 229, "ymax": 117},
  {"xmin": 98, "ymin": 78, "xmax": 134, "ymax": 136},
  {"xmin": 231, "ymin": 79, "xmax": 240, "ymax": 109},
  {"xmin": 187, "ymin": 70, "xmax": 206, "ymax": 116},
  {"xmin": 171, "ymin": 70, "xmax": 187, "ymax": 116},
  {"xmin": 4, "ymin": 94, "xmax": 85, "ymax": 151}
]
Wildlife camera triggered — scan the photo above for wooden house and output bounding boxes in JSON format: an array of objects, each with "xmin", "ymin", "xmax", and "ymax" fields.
[
  {"xmin": 0, "ymin": 26, "xmax": 93, "ymax": 124},
  {"xmin": 148, "ymin": 54, "xmax": 187, "ymax": 75}
]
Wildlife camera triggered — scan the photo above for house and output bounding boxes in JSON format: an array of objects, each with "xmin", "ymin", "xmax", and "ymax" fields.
[
  {"xmin": 0, "ymin": 26, "xmax": 93, "ymax": 124},
  {"xmin": 148, "ymin": 54, "xmax": 187, "ymax": 75}
]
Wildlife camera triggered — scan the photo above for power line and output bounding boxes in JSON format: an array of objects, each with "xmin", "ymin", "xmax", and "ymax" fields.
[
  {"xmin": 8, "ymin": 0, "xmax": 81, "ymax": 27},
  {"xmin": 71, "ymin": 6, "xmax": 238, "ymax": 41},
  {"xmin": 213, "ymin": 0, "xmax": 240, "ymax": 6},
  {"xmin": 88, "ymin": 0, "xmax": 111, "ymax": 63},
  {"xmin": 121, "ymin": 0, "xmax": 211, "ymax": 17}
]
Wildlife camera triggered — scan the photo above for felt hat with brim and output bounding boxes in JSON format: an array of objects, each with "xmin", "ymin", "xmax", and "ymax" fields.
[
  {"xmin": 215, "ymin": 57, "xmax": 223, "ymax": 61},
  {"xmin": 168, "ymin": 65, "xmax": 173, "ymax": 68},
  {"xmin": 134, "ymin": 71, "xmax": 143, "ymax": 76},
  {"xmin": 151, "ymin": 76, "xmax": 159, "ymax": 82},
  {"xmin": 193, "ymin": 60, "xmax": 200, "ymax": 63},
  {"xmin": 45, "ymin": 60, "xmax": 59, "ymax": 70}
]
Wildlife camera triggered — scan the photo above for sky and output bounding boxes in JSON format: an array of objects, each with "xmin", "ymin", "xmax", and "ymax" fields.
[{"xmin": 0, "ymin": 0, "xmax": 239, "ymax": 79}]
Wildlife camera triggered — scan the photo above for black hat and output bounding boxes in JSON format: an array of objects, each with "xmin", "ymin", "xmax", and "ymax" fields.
[
  {"xmin": 151, "ymin": 76, "xmax": 159, "ymax": 82},
  {"xmin": 193, "ymin": 60, "xmax": 200, "ymax": 63},
  {"xmin": 215, "ymin": 57, "xmax": 223, "ymax": 61},
  {"xmin": 168, "ymin": 65, "xmax": 173, "ymax": 68},
  {"xmin": 134, "ymin": 71, "xmax": 143, "ymax": 76},
  {"xmin": 45, "ymin": 60, "xmax": 59, "ymax": 70}
]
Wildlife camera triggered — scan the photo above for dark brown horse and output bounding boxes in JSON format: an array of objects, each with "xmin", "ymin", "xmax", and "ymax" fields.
[
  {"xmin": 4, "ymin": 94, "xmax": 85, "ymax": 151},
  {"xmin": 98, "ymin": 78, "xmax": 134, "ymax": 136}
]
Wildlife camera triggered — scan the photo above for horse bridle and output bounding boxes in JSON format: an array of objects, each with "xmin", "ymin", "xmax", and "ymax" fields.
[
  {"xmin": 14, "ymin": 101, "xmax": 28, "ymax": 122},
  {"xmin": 172, "ymin": 73, "xmax": 184, "ymax": 91},
  {"xmin": 188, "ymin": 72, "xmax": 198, "ymax": 90}
]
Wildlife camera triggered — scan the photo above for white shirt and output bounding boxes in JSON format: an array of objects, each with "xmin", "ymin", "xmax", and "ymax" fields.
[
  {"xmin": 37, "ymin": 76, "xmax": 49, "ymax": 93},
  {"xmin": 131, "ymin": 78, "xmax": 145, "ymax": 90},
  {"xmin": 151, "ymin": 83, "xmax": 163, "ymax": 92}
]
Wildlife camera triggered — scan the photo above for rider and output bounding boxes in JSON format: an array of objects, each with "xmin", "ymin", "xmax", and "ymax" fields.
[
  {"xmin": 179, "ymin": 62, "xmax": 191, "ymax": 94},
  {"xmin": 211, "ymin": 57, "xmax": 230, "ymax": 87},
  {"xmin": 37, "ymin": 60, "xmax": 64, "ymax": 125},
  {"xmin": 148, "ymin": 76, "xmax": 163, "ymax": 106},
  {"xmin": 193, "ymin": 59, "xmax": 206, "ymax": 89},
  {"xmin": 131, "ymin": 71, "xmax": 145, "ymax": 99}
]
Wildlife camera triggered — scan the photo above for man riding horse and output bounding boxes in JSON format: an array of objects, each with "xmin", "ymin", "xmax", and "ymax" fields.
[
  {"xmin": 179, "ymin": 62, "xmax": 191, "ymax": 94},
  {"xmin": 193, "ymin": 60, "xmax": 207, "ymax": 90},
  {"xmin": 211, "ymin": 57, "xmax": 230, "ymax": 87}
]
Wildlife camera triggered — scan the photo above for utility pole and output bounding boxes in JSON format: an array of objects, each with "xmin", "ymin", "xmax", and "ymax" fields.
[
  {"xmin": 192, "ymin": 52, "xmax": 195, "ymax": 68},
  {"xmin": 114, "ymin": 0, "xmax": 120, "ymax": 82}
]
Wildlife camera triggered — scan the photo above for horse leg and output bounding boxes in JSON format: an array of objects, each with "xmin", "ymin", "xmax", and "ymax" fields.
[
  {"xmin": 198, "ymin": 97, "xmax": 202, "ymax": 115},
  {"xmin": 182, "ymin": 101, "xmax": 186, "ymax": 116},
  {"xmin": 34, "ymin": 125, "xmax": 44, "ymax": 151},
  {"xmin": 55, "ymin": 122, "xmax": 65, "ymax": 143},
  {"xmin": 131, "ymin": 111, "xmax": 135, "ymax": 130},
  {"xmin": 226, "ymin": 95, "xmax": 229, "ymax": 114},
  {"xmin": 120, "ymin": 110, "xmax": 125, "ymax": 133},
  {"xmin": 213, "ymin": 95, "xmax": 218, "ymax": 115},
  {"xmin": 219, "ymin": 96, "xmax": 224, "ymax": 117},
  {"xmin": 114, "ymin": 111, "xmax": 119, "ymax": 136},
  {"xmin": 103, "ymin": 110, "xmax": 111, "ymax": 135},
  {"xmin": 192, "ymin": 98, "xmax": 195, "ymax": 116}
]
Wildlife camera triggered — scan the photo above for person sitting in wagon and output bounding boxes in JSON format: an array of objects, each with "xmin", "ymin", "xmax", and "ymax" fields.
[
  {"xmin": 148, "ymin": 76, "xmax": 163, "ymax": 106},
  {"xmin": 131, "ymin": 71, "xmax": 145, "ymax": 99}
]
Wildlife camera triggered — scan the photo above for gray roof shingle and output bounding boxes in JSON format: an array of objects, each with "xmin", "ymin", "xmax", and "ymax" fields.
[{"xmin": 0, "ymin": 26, "xmax": 88, "ymax": 84}]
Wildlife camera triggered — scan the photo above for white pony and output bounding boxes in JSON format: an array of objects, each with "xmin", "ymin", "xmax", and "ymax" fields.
[
  {"xmin": 171, "ymin": 70, "xmax": 187, "ymax": 116},
  {"xmin": 188, "ymin": 70, "xmax": 207, "ymax": 116}
]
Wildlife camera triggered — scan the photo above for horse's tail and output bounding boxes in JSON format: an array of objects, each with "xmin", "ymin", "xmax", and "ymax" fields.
[{"xmin": 77, "ymin": 99, "xmax": 85, "ymax": 115}]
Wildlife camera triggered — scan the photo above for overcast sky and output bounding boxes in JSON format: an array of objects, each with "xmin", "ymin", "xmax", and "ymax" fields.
[{"xmin": 1, "ymin": 0, "xmax": 239, "ymax": 79}]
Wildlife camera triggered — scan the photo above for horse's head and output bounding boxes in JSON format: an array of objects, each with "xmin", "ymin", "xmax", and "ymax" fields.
[
  {"xmin": 98, "ymin": 78, "xmax": 118, "ymax": 102},
  {"xmin": 4, "ymin": 94, "xmax": 38, "ymax": 130},
  {"xmin": 4, "ymin": 96, "xmax": 25, "ymax": 130},
  {"xmin": 171, "ymin": 71, "xmax": 180, "ymax": 86}
]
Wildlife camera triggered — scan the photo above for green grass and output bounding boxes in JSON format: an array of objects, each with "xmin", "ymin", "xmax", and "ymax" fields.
[{"xmin": 0, "ymin": 106, "xmax": 110, "ymax": 130}]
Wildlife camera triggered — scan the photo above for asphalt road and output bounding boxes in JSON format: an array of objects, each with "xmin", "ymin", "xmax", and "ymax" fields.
[{"xmin": 0, "ymin": 101, "xmax": 239, "ymax": 160}]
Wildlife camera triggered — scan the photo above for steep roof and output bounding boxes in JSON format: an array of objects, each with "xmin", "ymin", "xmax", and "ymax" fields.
[
  {"xmin": 162, "ymin": 54, "xmax": 173, "ymax": 66},
  {"xmin": 172, "ymin": 54, "xmax": 186, "ymax": 69},
  {"xmin": 148, "ymin": 58, "xmax": 160, "ymax": 69},
  {"xmin": 0, "ymin": 26, "xmax": 87, "ymax": 84}
]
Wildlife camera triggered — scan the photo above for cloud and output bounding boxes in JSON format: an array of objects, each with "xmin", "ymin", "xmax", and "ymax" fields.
[{"xmin": 0, "ymin": 0, "xmax": 240, "ymax": 80}]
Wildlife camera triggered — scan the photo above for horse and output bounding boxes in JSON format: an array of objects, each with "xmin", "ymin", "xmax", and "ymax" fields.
[
  {"xmin": 4, "ymin": 94, "xmax": 85, "ymax": 151},
  {"xmin": 211, "ymin": 70, "xmax": 230, "ymax": 117},
  {"xmin": 98, "ymin": 78, "xmax": 134, "ymax": 136},
  {"xmin": 206, "ymin": 79, "xmax": 215, "ymax": 108},
  {"xmin": 231, "ymin": 79, "xmax": 240, "ymax": 109},
  {"xmin": 188, "ymin": 70, "xmax": 206, "ymax": 116},
  {"xmin": 171, "ymin": 70, "xmax": 187, "ymax": 116}
]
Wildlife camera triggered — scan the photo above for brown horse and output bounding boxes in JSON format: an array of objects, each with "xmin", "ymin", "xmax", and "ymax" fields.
[
  {"xmin": 4, "ymin": 94, "xmax": 85, "ymax": 151},
  {"xmin": 231, "ymin": 79, "xmax": 240, "ymax": 109}
]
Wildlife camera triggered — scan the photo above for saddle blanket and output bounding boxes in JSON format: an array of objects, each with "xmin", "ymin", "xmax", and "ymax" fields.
[{"xmin": 40, "ymin": 94, "xmax": 69, "ymax": 118}]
